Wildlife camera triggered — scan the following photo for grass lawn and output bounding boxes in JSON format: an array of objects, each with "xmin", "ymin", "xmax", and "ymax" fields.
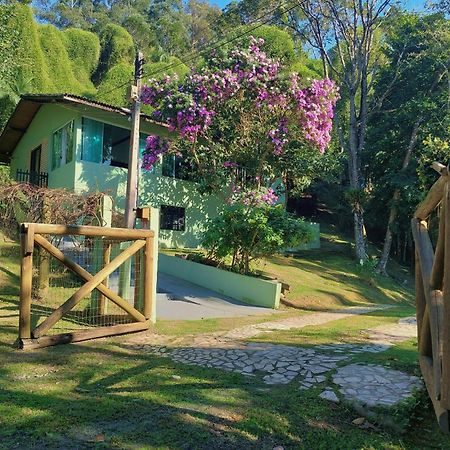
[{"xmin": 1, "ymin": 233, "xmax": 449, "ymax": 449}]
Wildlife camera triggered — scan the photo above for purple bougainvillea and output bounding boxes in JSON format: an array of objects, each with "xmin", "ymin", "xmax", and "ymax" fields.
[{"xmin": 140, "ymin": 36, "xmax": 339, "ymax": 200}]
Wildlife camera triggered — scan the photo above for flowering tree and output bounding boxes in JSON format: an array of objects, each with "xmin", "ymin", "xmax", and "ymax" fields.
[{"xmin": 140, "ymin": 37, "xmax": 339, "ymax": 200}]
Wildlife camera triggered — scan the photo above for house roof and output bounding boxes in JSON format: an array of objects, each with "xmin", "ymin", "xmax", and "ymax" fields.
[{"xmin": 0, "ymin": 94, "xmax": 166, "ymax": 164}]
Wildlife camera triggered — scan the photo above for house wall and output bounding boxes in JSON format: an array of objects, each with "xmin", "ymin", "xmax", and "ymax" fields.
[
  {"xmin": 74, "ymin": 160, "xmax": 222, "ymax": 248},
  {"xmin": 9, "ymin": 102, "xmax": 222, "ymax": 248},
  {"xmin": 9, "ymin": 104, "xmax": 77, "ymax": 189}
]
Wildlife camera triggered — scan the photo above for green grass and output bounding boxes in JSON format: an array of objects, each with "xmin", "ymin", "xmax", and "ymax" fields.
[
  {"xmin": 1, "ymin": 233, "xmax": 450, "ymax": 449},
  {"xmin": 163, "ymin": 228, "xmax": 414, "ymax": 313}
]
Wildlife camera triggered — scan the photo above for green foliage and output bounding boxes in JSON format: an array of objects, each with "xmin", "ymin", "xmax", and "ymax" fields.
[
  {"xmin": 3, "ymin": 4, "xmax": 53, "ymax": 92},
  {"xmin": 417, "ymin": 134, "xmax": 450, "ymax": 190},
  {"xmin": 38, "ymin": 24, "xmax": 85, "ymax": 94},
  {"xmin": 121, "ymin": 14, "xmax": 157, "ymax": 58},
  {"xmin": 245, "ymin": 25, "xmax": 296, "ymax": 65},
  {"xmin": 202, "ymin": 203, "xmax": 313, "ymax": 274},
  {"xmin": 95, "ymin": 23, "xmax": 135, "ymax": 82},
  {"xmin": 148, "ymin": 0, "xmax": 190, "ymax": 56},
  {"xmin": 63, "ymin": 28, "xmax": 100, "ymax": 88},
  {"xmin": 96, "ymin": 63, "xmax": 133, "ymax": 107},
  {"xmin": 364, "ymin": 12, "xmax": 450, "ymax": 263},
  {"xmin": 0, "ymin": 5, "xmax": 19, "ymax": 89}
]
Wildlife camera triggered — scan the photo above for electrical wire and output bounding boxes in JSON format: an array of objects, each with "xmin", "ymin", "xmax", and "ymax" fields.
[
  {"xmin": 99, "ymin": 0, "xmax": 303, "ymax": 97},
  {"xmin": 141, "ymin": 0, "xmax": 304, "ymax": 80}
]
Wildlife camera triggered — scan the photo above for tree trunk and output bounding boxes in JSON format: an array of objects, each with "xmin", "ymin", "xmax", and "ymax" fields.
[
  {"xmin": 348, "ymin": 94, "xmax": 367, "ymax": 262},
  {"xmin": 376, "ymin": 116, "xmax": 423, "ymax": 274},
  {"xmin": 353, "ymin": 209, "xmax": 367, "ymax": 262}
]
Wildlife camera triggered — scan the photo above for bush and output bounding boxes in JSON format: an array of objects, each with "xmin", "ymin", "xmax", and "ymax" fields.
[
  {"xmin": 95, "ymin": 23, "xmax": 134, "ymax": 82},
  {"xmin": 62, "ymin": 28, "xmax": 100, "ymax": 93},
  {"xmin": 95, "ymin": 62, "xmax": 133, "ymax": 106},
  {"xmin": 38, "ymin": 24, "xmax": 85, "ymax": 94},
  {"xmin": 202, "ymin": 202, "xmax": 313, "ymax": 274},
  {"xmin": 1, "ymin": 4, "xmax": 53, "ymax": 92}
]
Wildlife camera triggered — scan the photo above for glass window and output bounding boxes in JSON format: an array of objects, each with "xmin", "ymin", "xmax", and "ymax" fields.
[
  {"xmin": 160, "ymin": 205, "xmax": 185, "ymax": 231},
  {"xmin": 103, "ymin": 123, "xmax": 130, "ymax": 168},
  {"xmin": 161, "ymin": 154, "xmax": 195, "ymax": 181},
  {"xmin": 52, "ymin": 121, "xmax": 74, "ymax": 170},
  {"xmin": 81, "ymin": 118, "xmax": 103, "ymax": 163},
  {"xmin": 81, "ymin": 117, "xmax": 149, "ymax": 169}
]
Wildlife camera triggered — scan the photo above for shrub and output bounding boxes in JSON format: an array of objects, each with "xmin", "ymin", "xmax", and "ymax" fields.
[
  {"xmin": 95, "ymin": 63, "xmax": 133, "ymax": 106},
  {"xmin": 95, "ymin": 23, "xmax": 134, "ymax": 82},
  {"xmin": 1, "ymin": 4, "xmax": 53, "ymax": 92},
  {"xmin": 62, "ymin": 28, "xmax": 100, "ymax": 93},
  {"xmin": 38, "ymin": 24, "xmax": 85, "ymax": 94},
  {"xmin": 202, "ymin": 196, "xmax": 313, "ymax": 274}
]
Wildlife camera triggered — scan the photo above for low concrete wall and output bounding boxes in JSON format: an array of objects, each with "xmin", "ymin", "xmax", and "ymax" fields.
[{"xmin": 158, "ymin": 253, "xmax": 281, "ymax": 309}]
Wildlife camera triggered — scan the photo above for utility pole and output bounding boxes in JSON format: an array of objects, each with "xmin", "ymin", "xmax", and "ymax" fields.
[{"xmin": 125, "ymin": 50, "xmax": 144, "ymax": 229}]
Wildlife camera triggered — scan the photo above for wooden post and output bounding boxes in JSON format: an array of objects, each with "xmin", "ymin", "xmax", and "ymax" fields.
[
  {"xmin": 98, "ymin": 242, "xmax": 112, "ymax": 316},
  {"xmin": 90, "ymin": 195, "xmax": 113, "ymax": 316},
  {"xmin": 415, "ymin": 251, "xmax": 427, "ymax": 352},
  {"xmin": 146, "ymin": 207, "xmax": 159, "ymax": 323},
  {"xmin": 124, "ymin": 51, "xmax": 144, "ymax": 229},
  {"xmin": 19, "ymin": 224, "xmax": 34, "ymax": 339},
  {"xmin": 37, "ymin": 194, "xmax": 50, "ymax": 298},
  {"xmin": 143, "ymin": 237, "xmax": 153, "ymax": 320},
  {"xmin": 441, "ymin": 182, "xmax": 450, "ymax": 408}
]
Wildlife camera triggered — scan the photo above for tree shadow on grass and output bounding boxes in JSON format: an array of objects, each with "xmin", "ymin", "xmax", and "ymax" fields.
[
  {"xmin": 0, "ymin": 341, "xmax": 354, "ymax": 450},
  {"xmin": 267, "ymin": 254, "xmax": 413, "ymax": 309}
]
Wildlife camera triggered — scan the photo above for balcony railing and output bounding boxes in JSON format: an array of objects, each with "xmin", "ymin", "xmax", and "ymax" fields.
[{"xmin": 16, "ymin": 169, "xmax": 48, "ymax": 188}]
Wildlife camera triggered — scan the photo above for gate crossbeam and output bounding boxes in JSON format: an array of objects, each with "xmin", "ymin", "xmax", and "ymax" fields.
[{"xmin": 17, "ymin": 223, "xmax": 155, "ymax": 350}]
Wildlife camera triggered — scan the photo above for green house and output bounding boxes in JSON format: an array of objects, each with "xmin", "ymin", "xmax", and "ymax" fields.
[{"xmin": 0, "ymin": 94, "xmax": 221, "ymax": 248}]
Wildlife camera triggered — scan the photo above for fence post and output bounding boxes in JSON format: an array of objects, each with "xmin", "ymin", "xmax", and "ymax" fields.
[
  {"xmin": 37, "ymin": 194, "xmax": 51, "ymax": 299},
  {"xmin": 19, "ymin": 224, "xmax": 34, "ymax": 339},
  {"xmin": 143, "ymin": 207, "xmax": 159, "ymax": 323},
  {"xmin": 91, "ymin": 195, "xmax": 113, "ymax": 317}
]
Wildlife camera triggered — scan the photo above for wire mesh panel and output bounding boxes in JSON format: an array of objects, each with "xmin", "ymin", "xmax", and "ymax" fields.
[{"xmin": 17, "ymin": 223, "xmax": 154, "ymax": 349}]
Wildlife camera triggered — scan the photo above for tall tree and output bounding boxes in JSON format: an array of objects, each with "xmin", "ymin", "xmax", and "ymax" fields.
[
  {"xmin": 367, "ymin": 12, "xmax": 450, "ymax": 273},
  {"xmin": 285, "ymin": 0, "xmax": 394, "ymax": 262}
]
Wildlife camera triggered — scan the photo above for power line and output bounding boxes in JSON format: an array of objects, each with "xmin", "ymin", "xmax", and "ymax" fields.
[
  {"xmin": 99, "ymin": 0, "xmax": 302, "ymax": 98},
  {"xmin": 96, "ymin": 77, "xmax": 134, "ymax": 98},
  {"xmin": 141, "ymin": 0, "xmax": 303, "ymax": 81}
]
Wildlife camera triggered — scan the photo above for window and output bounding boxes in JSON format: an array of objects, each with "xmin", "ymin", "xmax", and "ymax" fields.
[
  {"xmin": 160, "ymin": 205, "xmax": 185, "ymax": 231},
  {"xmin": 102, "ymin": 123, "xmax": 130, "ymax": 168},
  {"xmin": 162, "ymin": 154, "xmax": 196, "ymax": 181},
  {"xmin": 52, "ymin": 121, "xmax": 74, "ymax": 170},
  {"xmin": 81, "ymin": 117, "xmax": 148, "ymax": 168}
]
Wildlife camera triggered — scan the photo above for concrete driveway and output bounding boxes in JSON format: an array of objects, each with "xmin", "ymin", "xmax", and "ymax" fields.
[{"xmin": 156, "ymin": 272, "xmax": 277, "ymax": 320}]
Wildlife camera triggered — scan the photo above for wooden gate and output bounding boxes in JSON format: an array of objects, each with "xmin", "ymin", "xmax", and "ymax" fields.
[
  {"xmin": 412, "ymin": 162, "xmax": 450, "ymax": 432},
  {"xmin": 17, "ymin": 223, "xmax": 155, "ymax": 350}
]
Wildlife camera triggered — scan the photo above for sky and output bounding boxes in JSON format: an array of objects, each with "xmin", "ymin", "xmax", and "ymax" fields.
[{"xmin": 210, "ymin": 0, "xmax": 428, "ymax": 11}]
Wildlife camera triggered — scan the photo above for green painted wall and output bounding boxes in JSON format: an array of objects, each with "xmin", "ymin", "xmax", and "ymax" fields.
[
  {"xmin": 9, "ymin": 102, "xmax": 221, "ymax": 248},
  {"xmin": 159, "ymin": 253, "xmax": 281, "ymax": 309},
  {"xmin": 74, "ymin": 161, "xmax": 222, "ymax": 248},
  {"xmin": 10, "ymin": 104, "xmax": 77, "ymax": 190}
]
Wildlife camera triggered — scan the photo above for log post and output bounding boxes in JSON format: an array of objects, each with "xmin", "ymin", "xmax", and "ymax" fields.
[
  {"xmin": 144, "ymin": 237, "xmax": 153, "ymax": 320},
  {"xmin": 98, "ymin": 242, "xmax": 112, "ymax": 316},
  {"xmin": 19, "ymin": 224, "xmax": 34, "ymax": 339},
  {"xmin": 37, "ymin": 194, "xmax": 50, "ymax": 298},
  {"xmin": 143, "ymin": 207, "xmax": 159, "ymax": 323},
  {"xmin": 90, "ymin": 195, "xmax": 113, "ymax": 316},
  {"xmin": 441, "ymin": 181, "xmax": 450, "ymax": 408}
]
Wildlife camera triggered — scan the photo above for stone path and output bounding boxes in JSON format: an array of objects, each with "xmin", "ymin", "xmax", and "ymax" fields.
[
  {"xmin": 127, "ymin": 308, "xmax": 422, "ymax": 410},
  {"xmin": 333, "ymin": 363, "xmax": 422, "ymax": 407}
]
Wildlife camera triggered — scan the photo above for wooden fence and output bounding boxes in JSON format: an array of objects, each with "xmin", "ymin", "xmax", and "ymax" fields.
[
  {"xmin": 17, "ymin": 223, "xmax": 155, "ymax": 350},
  {"xmin": 412, "ymin": 162, "xmax": 450, "ymax": 433}
]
